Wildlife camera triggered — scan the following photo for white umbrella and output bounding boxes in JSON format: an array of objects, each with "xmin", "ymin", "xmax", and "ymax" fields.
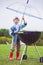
[{"xmin": 6, "ymin": 0, "xmax": 43, "ymax": 31}]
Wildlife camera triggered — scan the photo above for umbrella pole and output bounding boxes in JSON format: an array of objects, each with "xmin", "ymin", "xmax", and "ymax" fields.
[
  {"xmin": 20, "ymin": 45, "xmax": 27, "ymax": 64},
  {"xmin": 21, "ymin": 0, "xmax": 29, "ymax": 24}
]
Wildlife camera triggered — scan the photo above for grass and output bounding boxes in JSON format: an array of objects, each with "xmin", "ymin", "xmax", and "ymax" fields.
[{"xmin": 0, "ymin": 44, "xmax": 43, "ymax": 65}]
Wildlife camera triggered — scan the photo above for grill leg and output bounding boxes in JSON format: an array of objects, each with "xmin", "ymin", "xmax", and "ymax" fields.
[
  {"xmin": 34, "ymin": 44, "xmax": 41, "ymax": 57},
  {"xmin": 34, "ymin": 44, "xmax": 43, "ymax": 63}
]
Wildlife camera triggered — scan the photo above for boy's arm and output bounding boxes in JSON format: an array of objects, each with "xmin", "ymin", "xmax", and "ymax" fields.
[
  {"xmin": 9, "ymin": 27, "xmax": 18, "ymax": 36},
  {"xmin": 21, "ymin": 16, "xmax": 27, "ymax": 29},
  {"xmin": 9, "ymin": 27, "xmax": 14, "ymax": 36},
  {"xmin": 21, "ymin": 23, "xmax": 27, "ymax": 29}
]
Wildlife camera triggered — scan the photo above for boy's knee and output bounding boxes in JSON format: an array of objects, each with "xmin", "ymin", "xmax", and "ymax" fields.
[
  {"xmin": 16, "ymin": 42, "xmax": 20, "ymax": 45},
  {"xmin": 17, "ymin": 49, "xmax": 20, "ymax": 52},
  {"xmin": 10, "ymin": 49, "xmax": 15, "ymax": 52}
]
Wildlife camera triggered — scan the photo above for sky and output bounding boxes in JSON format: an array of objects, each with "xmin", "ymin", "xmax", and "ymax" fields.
[{"xmin": 0, "ymin": 0, "xmax": 43, "ymax": 31}]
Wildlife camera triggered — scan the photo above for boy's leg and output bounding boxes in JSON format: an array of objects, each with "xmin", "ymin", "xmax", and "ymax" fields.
[
  {"xmin": 9, "ymin": 39, "xmax": 16, "ymax": 60},
  {"xmin": 16, "ymin": 41, "xmax": 20, "ymax": 60}
]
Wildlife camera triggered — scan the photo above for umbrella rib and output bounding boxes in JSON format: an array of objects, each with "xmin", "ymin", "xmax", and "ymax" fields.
[{"xmin": 6, "ymin": 7, "xmax": 43, "ymax": 20}]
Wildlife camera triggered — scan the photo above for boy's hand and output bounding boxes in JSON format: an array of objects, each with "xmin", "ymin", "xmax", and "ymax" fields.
[
  {"xmin": 22, "ymin": 16, "xmax": 25, "ymax": 23},
  {"xmin": 14, "ymin": 30, "xmax": 18, "ymax": 34},
  {"xmin": 22, "ymin": 16, "xmax": 25, "ymax": 20}
]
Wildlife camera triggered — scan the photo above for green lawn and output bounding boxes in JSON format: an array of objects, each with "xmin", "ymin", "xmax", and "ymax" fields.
[{"xmin": 0, "ymin": 44, "xmax": 43, "ymax": 65}]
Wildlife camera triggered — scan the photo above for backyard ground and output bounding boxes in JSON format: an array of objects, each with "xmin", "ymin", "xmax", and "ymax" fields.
[{"xmin": 0, "ymin": 44, "xmax": 43, "ymax": 65}]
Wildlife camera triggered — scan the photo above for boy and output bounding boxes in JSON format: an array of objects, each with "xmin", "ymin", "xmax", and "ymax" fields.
[{"xmin": 9, "ymin": 16, "xmax": 27, "ymax": 60}]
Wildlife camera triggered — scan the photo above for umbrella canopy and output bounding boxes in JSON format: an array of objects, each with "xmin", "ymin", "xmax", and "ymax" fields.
[
  {"xmin": 0, "ymin": 0, "xmax": 43, "ymax": 31},
  {"xmin": 6, "ymin": 0, "xmax": 43, "ymax": 31}
]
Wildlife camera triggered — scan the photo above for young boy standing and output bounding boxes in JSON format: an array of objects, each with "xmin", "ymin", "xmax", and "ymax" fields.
[{"xmin": 9, "ymin": 17, "xmax": 27, "ymax": 60}]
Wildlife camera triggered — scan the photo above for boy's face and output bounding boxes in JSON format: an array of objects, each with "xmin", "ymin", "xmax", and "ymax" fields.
[{"xmin": 13, "ymin": 19, "xmax": 19, "ymax": 24}]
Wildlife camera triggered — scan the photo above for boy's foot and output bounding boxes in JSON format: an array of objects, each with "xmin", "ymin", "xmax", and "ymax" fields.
[
  {"xmin": 16, "ymin": 57, "xmax": 20, "ymax": 60},
  {"xmin": 16, "ymin": 52, "xmax": 20, "ymax": 60},
  {"xmin": 9, "ymin": 52, "xmax": 13, "ymax": 61}
]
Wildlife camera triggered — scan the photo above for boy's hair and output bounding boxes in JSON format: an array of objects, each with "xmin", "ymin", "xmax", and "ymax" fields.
[{"xmin": 13, "ymin": 17, "xmax": 19, "ymax": 21}]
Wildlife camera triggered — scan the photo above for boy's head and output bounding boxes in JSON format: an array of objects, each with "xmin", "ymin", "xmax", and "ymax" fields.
[{"xmin": 13, "ymin": 17, "xmax": 19, "ymax": 24}]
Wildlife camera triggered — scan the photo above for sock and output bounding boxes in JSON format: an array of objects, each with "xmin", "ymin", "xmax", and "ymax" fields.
[{"xmin": 10, "ymin": 52, "xmax": 13, "ymax": 58}]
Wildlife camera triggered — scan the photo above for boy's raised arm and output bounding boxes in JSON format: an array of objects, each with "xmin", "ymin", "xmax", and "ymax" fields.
[{"xmin": 20, "ymin": 16, "xmax": 27, "ymax": 29}]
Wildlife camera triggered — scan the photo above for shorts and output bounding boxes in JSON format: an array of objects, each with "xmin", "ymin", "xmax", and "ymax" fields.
[
  {"xmin": 17, "ymin": 36, "xmax": 20, "ymax": 42},
  {"xmin": 11, "ymin": 36, "xmax": 20, "ymax": 51}
]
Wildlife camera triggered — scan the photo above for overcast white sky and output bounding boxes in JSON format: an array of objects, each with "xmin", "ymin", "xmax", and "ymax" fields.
[{"xmin": 0, "ymin": 0, "xmax": 43, "ymax": 31}]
